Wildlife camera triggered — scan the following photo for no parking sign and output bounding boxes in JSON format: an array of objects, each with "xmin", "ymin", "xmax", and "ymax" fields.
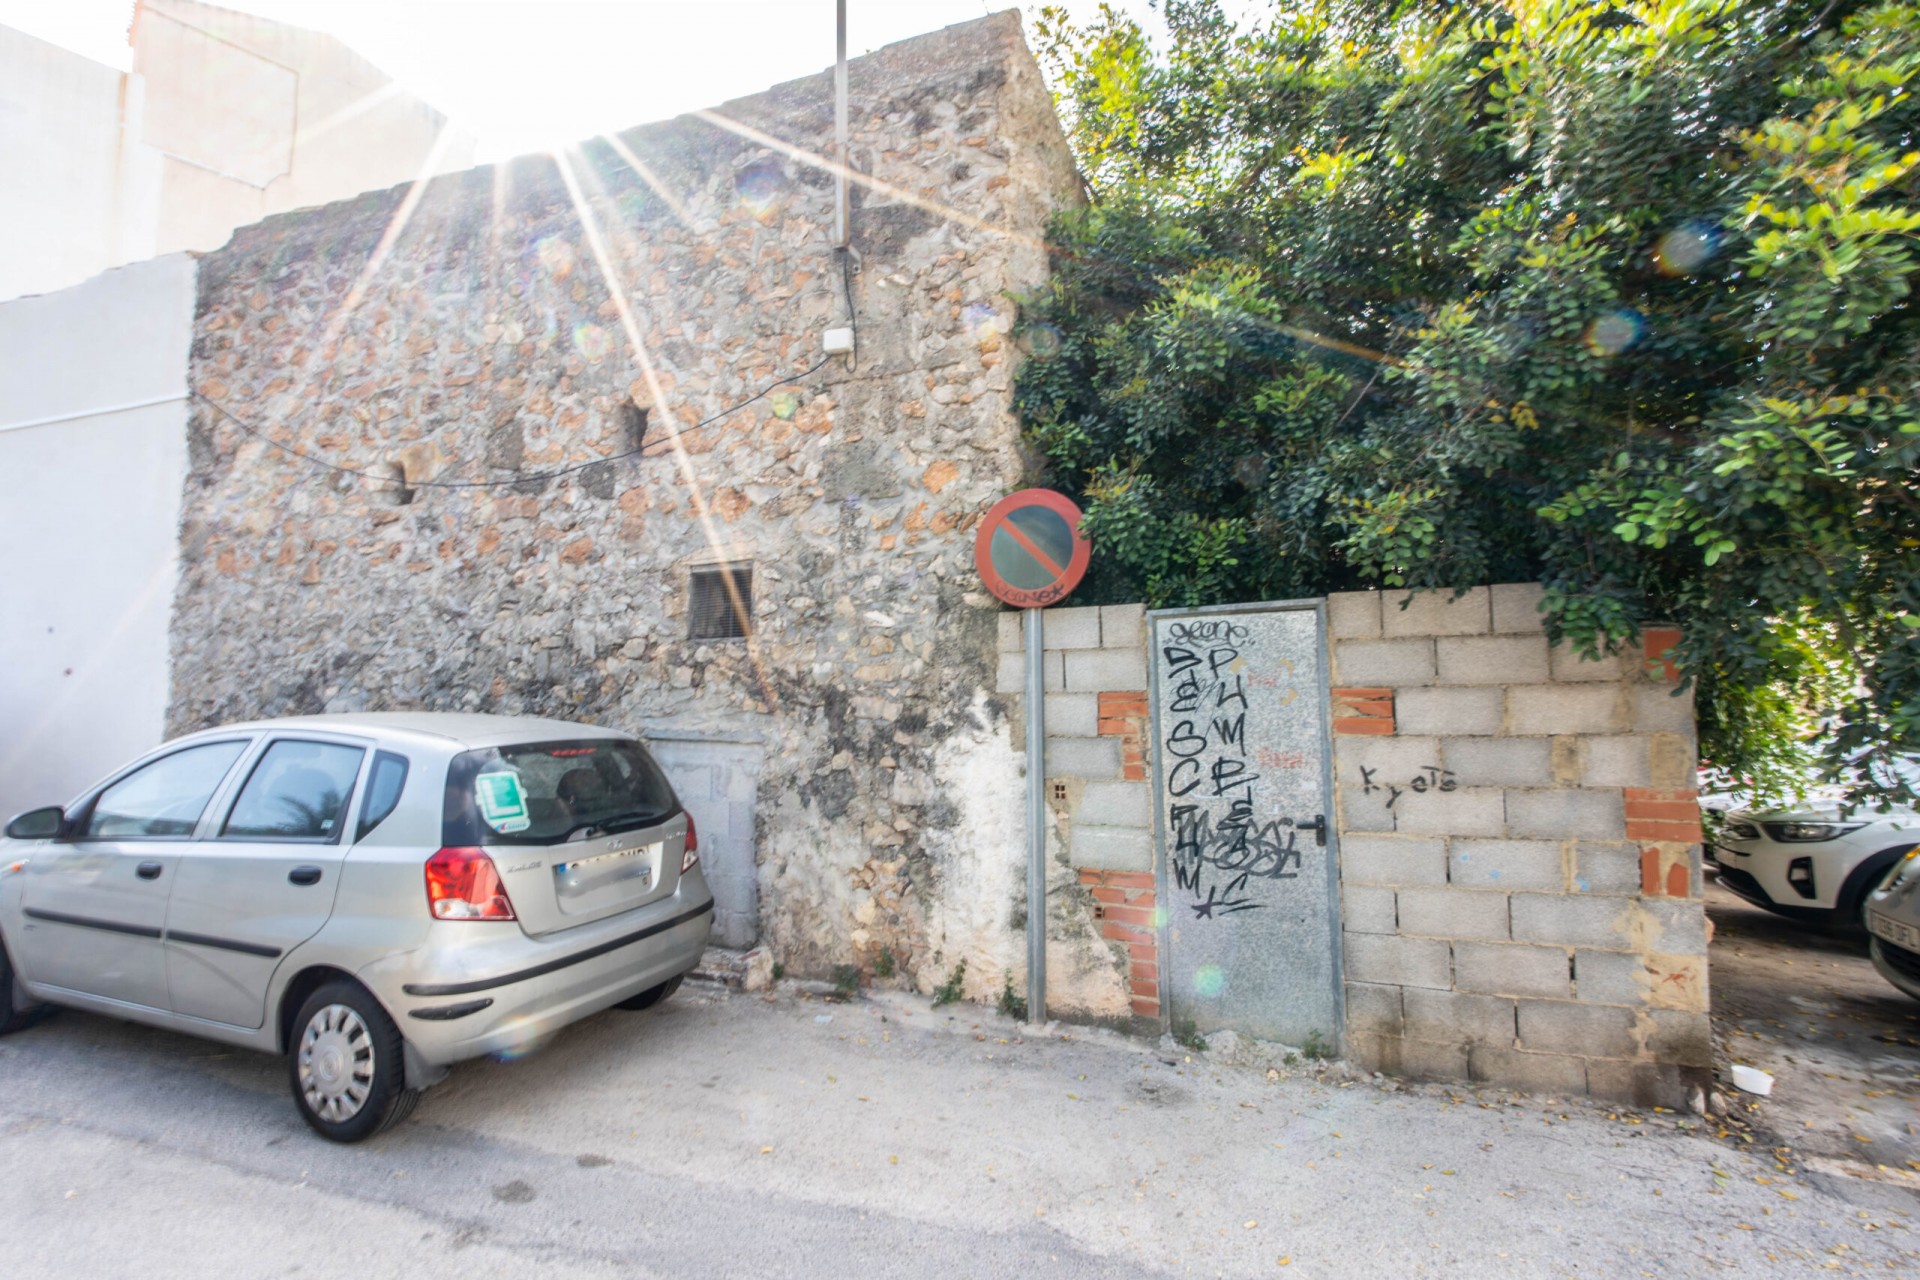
[
  {"xmin": 972, "ymin": 488, "xmax": 1091, "ymax": 608},
  {"xmin": 975, "ymin": 487, "xmax": 1093, "ymax": 1030}
]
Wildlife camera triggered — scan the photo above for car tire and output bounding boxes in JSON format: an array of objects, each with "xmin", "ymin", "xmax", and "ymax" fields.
[
  {"xmin": 616, "ymin": 974, "xmax": 684, "ymax": 1011},
  {"xmin": 289, "ymin": 981, "xmax": 419, "ymax": 1143},
  {"xmin": 1839, "ymin": 846, "xmax": 1915, "ymax": 932},
  {"xmin": 0, "ymin": 936, "xmax": 37, "ymax": 1036}
]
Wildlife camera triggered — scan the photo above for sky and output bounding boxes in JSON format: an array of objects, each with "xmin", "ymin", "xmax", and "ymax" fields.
[{"xmin": 0, "ymin": 0, "xmax": 1191, "ymax": 162}]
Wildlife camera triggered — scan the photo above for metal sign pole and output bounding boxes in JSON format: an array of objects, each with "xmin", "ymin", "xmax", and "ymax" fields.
[
  {"xmin": 833, "ymin": 0, "xmax": 849, "ymax": 247},
  {"xmin": 1024, "ymin": 605, "xmax": 1046, "ymax": 1025},
  {"xmin": 975, "ymin": 488, "xmax": 1089, "ymax": 1030}
]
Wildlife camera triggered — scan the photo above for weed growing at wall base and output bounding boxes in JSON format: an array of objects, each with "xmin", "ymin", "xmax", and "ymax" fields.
[
  {"xmin": 997, "ymin": 973, "xmax": 1028, "ymax": 1022},
  {"xmin": 932, "ymin": 960, "xmax": 968, "ymax": 1008}
]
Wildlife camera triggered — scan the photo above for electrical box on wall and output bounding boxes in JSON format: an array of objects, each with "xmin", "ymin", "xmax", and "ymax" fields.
[{"xmin": 822, "ymin": 327, "xmax": 855, "ymax": 355}]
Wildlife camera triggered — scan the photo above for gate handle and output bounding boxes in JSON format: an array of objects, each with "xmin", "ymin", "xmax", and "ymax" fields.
[
  {"xmin": 1299, "ymin": 815, "xmax": 1327, "ymax": 847},
  {"xmin": 136, "ymin": 861, "xmax": 164, "ymax": 880},
  {"xmin": 288, "ymin": 866, "xmax": 323, "ymax": 886}
]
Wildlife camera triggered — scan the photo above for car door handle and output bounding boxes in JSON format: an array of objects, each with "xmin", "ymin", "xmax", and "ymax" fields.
[
  {"xmin": 136, "ymin": 861, "xmax": 164, "ymax": 880},
  {"xmin": 288, "ymin": 866, "xmax": 323, "ymax": 887}
]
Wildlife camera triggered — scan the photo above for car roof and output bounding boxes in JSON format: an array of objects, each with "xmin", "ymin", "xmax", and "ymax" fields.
[{"xmin": 185, "ymin": 712, "xmax": 632, "ymax": 752}]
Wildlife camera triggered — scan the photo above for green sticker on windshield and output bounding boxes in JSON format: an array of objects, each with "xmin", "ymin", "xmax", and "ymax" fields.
[{"xmin": 474, "ymin": 770, "xmax": 530, "ymax": 833}]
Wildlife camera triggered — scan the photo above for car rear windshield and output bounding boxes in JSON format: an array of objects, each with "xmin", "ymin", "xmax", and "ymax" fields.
[{"xmin": 443, "ymin": 739, "xmax": 678, "ymax": 847}]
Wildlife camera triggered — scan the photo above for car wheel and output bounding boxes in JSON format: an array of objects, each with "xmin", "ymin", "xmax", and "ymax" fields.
[
  {"xmin": 0, "ymin": 936, "xmax": 36, "ymax": 1035},
  {"xmin": 616, "ymin": 974, "xmax": 684, "ymax": 1011},
  {"xmin": 289, "ymin": 981, "xmax": 419, "ymax": 1142},
  {"xmin": 1839, "ymin": 846, "xmax": 1914, "ymax": 933}
]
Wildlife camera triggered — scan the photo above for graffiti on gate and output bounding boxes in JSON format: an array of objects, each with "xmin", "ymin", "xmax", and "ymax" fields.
[{"xmin": 1158, "ymin": 619, "xmax": 1304, "ymax": 919}]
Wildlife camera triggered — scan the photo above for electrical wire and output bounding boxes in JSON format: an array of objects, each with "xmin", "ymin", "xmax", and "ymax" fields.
[
  {"xmin": 838, "ymin": 246, "xmax": 859, "ymax": 373},
  {"xmin": 189, "ymin": 355, "xmax": 833, "ymax": 492}
]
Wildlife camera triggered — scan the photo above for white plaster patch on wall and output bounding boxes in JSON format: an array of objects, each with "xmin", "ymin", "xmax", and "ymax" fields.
[
  {"xmin": 919, "ymin": 691, "xmax": 1130, "ymax": 1018},
  {"xmin": 920, "ymin": 693, "xmax": 1028, "ymax": 997}
]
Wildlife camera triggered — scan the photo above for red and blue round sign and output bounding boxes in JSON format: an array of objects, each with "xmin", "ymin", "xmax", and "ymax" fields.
[{"xmin": 973, "ymin": 488, "xmax": 1091, "ymax": 608}]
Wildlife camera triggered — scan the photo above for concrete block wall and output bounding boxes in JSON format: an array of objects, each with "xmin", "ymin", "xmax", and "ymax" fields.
[
  {"xmin": 997, "ymin": 603, "xmax": 1159, "ymax": 1020},
  {"xmin": 1329, "ymin": 584, "xmax": 1710, "ymax": 1106},
  {"xmin": 647, "ymin": 736, "xmax": 764, "ymax": 949}
]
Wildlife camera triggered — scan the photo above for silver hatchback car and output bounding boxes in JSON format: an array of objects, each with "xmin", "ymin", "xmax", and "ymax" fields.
[{"xmin": 0, "ymin": 714, "xmax": 712, "ymax": 1141}]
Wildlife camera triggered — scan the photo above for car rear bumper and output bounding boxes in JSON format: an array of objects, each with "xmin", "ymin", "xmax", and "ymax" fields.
[{"xmin": 362, "ymin": 877, "xmax": 714, "ymax": 1066}]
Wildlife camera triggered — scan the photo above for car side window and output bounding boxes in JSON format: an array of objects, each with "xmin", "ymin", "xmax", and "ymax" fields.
[
  {"xmin": 82, "ymin": 740, "xmax": 251, "ymax": 839},
  {"xmin": 222, "ymin": 740, "xmax": 367, "ymax": 841},
  {"xmin": 356, "ymin": 751, "xmax": 410, "ymax": 842}
]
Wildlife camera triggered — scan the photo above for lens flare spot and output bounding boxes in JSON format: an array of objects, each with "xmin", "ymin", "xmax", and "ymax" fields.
[
  {"xmin": 1193, "ymin": 964, "xmax": 1225, "ymax": 998},
  {"xmin": 768, "ymin": 391, "xmax": 799, "ymax": 420},
  {"xmin": 1024, "ymin": 323, "xmax": 1062, "ymax": 358},
  {"xmin": 1584, "ymin": 309, "xmax": 1644, "ymax": 357},
  {"xmin": 963, "ymin": 302, "xmax": 1006, "ymax": 346},
  {"xmin": 735, "ymin": 160, "xmax": 786, "ymax": 218},
  {"xmin": 534, "ymin": 235, "xmax": 576, "ymax": 279},
  {"xmin": 572, "ymin": 323, "xmax": 613, "ymax": 361},
  {"xmin": 1654, "ymin": 222, "xmax": 1718, "ymax": 276},
  {"xmin": 488, "ymin": 1017, "xmax": 548, "ymax": 1062}
]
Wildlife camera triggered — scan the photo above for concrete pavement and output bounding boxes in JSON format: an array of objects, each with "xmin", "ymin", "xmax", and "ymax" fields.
[
  {"xmin": 1704, "ymin": 881, "xmax": 1920, "ymax": 1178},
  {"xmin": 1, "ymin": 980, "xmax": 1913, "ymax": 1277}
]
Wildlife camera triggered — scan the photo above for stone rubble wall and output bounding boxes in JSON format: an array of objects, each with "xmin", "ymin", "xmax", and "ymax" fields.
[
  {"xmin": 1327, "ymin": 584, "xmax": 1710, "ymax": 1107},
  {"xmin": 168, "ymin": 13, "xmax": 1082, "ymax": 990}
]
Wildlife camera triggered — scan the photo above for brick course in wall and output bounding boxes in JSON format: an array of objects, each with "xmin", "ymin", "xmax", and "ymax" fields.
[
  {"xmin": 1078, "ymin": 868, "xmax": 1161, "ymax": 1018},
  {"xmin": 1332, "ymin": 686, "xmax": 1396, "ymax": 735},
  {"xmin": 1328, "ymin": 583, "xmax": 1711, "ymax": 1108},
  {"xmin": 1098, "ymin": 690, "xmax": 1150, "ymax": 781}
]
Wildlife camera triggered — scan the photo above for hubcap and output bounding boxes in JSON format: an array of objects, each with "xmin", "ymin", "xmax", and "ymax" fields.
[{"xmin": 298, "ymin": 1003, "xmax": 374, "ymax": 1123}]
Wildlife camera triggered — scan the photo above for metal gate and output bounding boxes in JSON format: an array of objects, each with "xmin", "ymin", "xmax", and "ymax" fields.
[{"xmin": 1149, "ymin": 601, "xmax": 1343, "ymax": 1048}]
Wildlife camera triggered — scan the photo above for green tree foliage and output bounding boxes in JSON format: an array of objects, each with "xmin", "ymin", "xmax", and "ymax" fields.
[{"xmin": 1016, "ymin": 0, "xmax": 1920, "ymax": 803}]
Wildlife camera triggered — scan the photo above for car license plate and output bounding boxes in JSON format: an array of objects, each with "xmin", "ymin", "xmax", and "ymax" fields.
[
  {"xmin": 556, "ymin": 844, "xmax": 655, "ymax": 888},
  {"xmin": 1868, "ymin": 910, "xmax": 1920, "ymax": 951}
]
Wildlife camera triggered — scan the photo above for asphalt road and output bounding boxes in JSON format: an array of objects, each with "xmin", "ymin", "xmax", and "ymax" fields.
[{"xmin": 2, "ymin": 980, "xmax": 1915, "ymax": 1278}]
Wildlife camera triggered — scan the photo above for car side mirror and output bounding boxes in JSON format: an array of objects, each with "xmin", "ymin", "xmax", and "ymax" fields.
[{"xmin": 5, "ymin": 806, "xmax": 66, "ymax": 840}]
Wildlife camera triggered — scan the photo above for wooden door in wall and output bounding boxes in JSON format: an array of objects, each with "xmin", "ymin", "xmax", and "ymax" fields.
[{"xmin": 1149, "ymin": 602, "xmax": 1343, "ymax": 1049}]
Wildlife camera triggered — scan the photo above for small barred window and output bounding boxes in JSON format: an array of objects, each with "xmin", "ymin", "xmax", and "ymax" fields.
[{"xmin": 689, "ymin": 564, "xmax": 752, "ymax": 640}]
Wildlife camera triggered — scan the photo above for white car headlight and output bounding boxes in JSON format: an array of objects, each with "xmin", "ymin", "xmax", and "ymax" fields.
[
  {"xmin": 1886, "ymin": 848, "xmax": 1920, "ymax": 891},
  {"xmin": 1762, "ymin": 821, "xmax": 1866, "ymax": 842}
]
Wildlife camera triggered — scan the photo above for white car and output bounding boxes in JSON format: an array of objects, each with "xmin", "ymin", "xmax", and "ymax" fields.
[
  {"xmin": 1865, "ymin": 849, "xmax": 1920, "ymax": 1001},
  {"xmin": 1709, "ymin": 801, "xmax": 1919, "ymax": 929}
]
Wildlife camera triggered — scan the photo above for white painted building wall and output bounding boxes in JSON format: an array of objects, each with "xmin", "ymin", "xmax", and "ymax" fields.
[
  {"xmin": 0, "ymin": 253, "xmax": 196, "ymax": 819},
  {"xmin": 0, "ymin": 25, "xmax": 165, "ymax": 303},
  {"xmin": 0, "ymin": 2, "xmax": 475, "ymax": 304}
]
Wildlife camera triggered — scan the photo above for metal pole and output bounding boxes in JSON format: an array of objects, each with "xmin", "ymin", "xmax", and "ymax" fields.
[
  {"xmin": 834, "ymin": 0, "xmax": 849, "ymax": 248},
  {"xmin": 1024, "ymin": 606, "xmax": 1046, "ymax": 1024}
]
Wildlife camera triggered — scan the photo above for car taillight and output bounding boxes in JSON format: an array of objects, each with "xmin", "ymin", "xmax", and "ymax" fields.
[
  {"xmin": 425, "ymin": 847, "xmax": 517, "ymax": 920},
  {"xmin": 682, "ymin": 812, "xmax": 699, "ymax": 873}
]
